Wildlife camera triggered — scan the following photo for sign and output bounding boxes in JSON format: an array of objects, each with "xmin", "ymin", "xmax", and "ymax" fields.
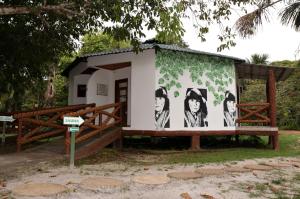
[
  {"xmin": 68, "ymin": 126, "xmax": 79, "ymax": 133},
  {"xmin": 0, "ymin": 115, "xmax": 15, "ymax": 122},
  {"xmin": 63, "ymin": 116, "xmax": 84, "ymax": 126}
]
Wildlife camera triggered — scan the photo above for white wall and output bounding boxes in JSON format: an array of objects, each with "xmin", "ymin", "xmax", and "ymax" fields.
[
  {"xmin": 70, "ymin": 74, "xmax": 91, "ymax": 105},
  {"xmin": 67, "ymin": 49, "xmax": 237, "ymax": 131},
  {"xmin": 87, "ymin": 69, "xmax": 114, "ymax": 106},
  {"xmin": 130, "ymin": 50, "xmax": 156, "ymax": 130},
  {"xmin": 68, "ymin": 49, "xmax": 155, "ymax": 128},
  {"xmin": 86, "ymin": 67, "xmax": 131, "ymax": 125},
  {"xmin": 68, "ymin": 61, "xmax": 89, "ymax": 105}
]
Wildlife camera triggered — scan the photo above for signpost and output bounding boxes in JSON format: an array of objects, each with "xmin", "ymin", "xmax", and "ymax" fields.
[
  {"xmin": 63, "ymin": 116, "xmax": 84, "ymax": 169},
  {"xmin": 0, "ymin": 115, "xmax": 15, "ymax": 146}
]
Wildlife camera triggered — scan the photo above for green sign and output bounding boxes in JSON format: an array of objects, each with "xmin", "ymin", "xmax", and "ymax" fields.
[
  {"xmin": 68, "ymin": 126, "xmax": 79, "ymax": 133},
  {"xmin": 63, "ymin": 116, "xmax": 84, "ymax": 126}
]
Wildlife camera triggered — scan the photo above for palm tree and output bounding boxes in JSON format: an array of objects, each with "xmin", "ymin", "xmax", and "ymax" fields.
[
  {"xmin": 235, "ymin": 1, "xmax": 300, "ymax": 38},
  {"xmin": 249, "ymin": 53, "xmax": 269, "ymax": 64},
  {"xmin": 280, "ymin": 1, "xmax": 300, "ymax": 31}
]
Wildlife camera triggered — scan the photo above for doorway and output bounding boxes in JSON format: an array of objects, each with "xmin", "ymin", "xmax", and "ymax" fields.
[{"xmin": 115, "ymin": 78, "xmax": 128, "ymax": 126}]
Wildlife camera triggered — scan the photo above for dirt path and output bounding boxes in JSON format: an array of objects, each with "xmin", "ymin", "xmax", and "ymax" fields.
[
  {"xmin": 0, "ymin": 132, "xmax": 299, "ymax": 198},
  {"xmin": 0, "ymin": 138, "xmax": 65, "ymax": 180},
  {"xmin": 1, "ymin": 156, "xmax": 300, "ymax": 199}
]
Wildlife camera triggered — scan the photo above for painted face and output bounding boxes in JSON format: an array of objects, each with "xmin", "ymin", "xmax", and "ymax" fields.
[
  {"xmin": 155, "ymin": 97, "xmax": 165, "ymax": 112},
  {"xmin": 188, "ymin": 98, "xmax": 200, "ymax": 113},
  {"xmin": 227, "ymin": 100, "xmax": 236, "ymax": 113}
]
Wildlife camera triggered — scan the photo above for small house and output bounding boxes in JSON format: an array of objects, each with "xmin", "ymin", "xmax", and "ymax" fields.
[{"xmin": 62, "ymin": 44, "xmax": 293, "ymax": 150}]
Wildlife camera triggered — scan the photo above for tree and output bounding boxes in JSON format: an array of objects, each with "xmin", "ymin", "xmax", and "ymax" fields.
[
  {"xmin": 79, "ymin": 32, "xmax": 131, "ymax": 55},
  {"xmin": 248, "ymin": 54, "xmax": 269, "ymax": 65},
  {"xmin": 1, "ymin": 0, "xmax": 299, "ymax": 111},
  {"xmin": 154, "ymin": 30, "xmax": 188, "ymax": 48},
  {"xmin": 273, "ymin": 60, "xmax": 300, "ymax": 129},
  {"xmin": 235, "ymin": 0, "xmax": 300, "ymax": 38}
]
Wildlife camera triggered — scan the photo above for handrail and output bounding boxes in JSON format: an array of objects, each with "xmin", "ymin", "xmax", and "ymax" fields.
[
  {"xmin": 12, "ymin": 103, "xmax": 96, "ymax": 152},
  {"xmin": 236, "ymin": 102, "xmax": 271, "ymax": 124},
  {"xmin": 13, "ymin": 103, "xmax": 96, "ymax": 119},
  {"xmin": 64, "ymin": 102, "xmax": 123, "ymax": 154},
  {"xmin": 237, "ymin": 102, "xmax": 270, "ymax": 107}
]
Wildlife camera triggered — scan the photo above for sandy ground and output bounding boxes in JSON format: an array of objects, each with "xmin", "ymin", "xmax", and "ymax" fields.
[{"xmin": 1, "ymin": 156, "xmax": 300, "ymax": 199}]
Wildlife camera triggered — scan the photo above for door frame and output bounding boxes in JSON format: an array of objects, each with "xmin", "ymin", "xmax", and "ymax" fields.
[{"xmin": 115, "ymin": 78, "xmax": 128, "ymax": 126}]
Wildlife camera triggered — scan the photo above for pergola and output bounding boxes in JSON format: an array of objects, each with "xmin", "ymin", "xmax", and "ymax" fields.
[{"xmin": 235, "ymin": 63, "xmax": 294, "ymax": 150}]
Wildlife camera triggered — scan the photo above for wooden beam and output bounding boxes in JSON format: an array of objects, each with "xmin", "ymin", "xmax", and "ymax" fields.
[
  {"xmin": 80, "ymin": 67, "xmax": 98, "ymax": 75},
  {"xmin": 96, "ymin": 62, "xmax": 131, "ymax": 70}
]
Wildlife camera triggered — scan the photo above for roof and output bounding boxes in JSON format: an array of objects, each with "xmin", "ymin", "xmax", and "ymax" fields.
[
  {"xmin": 236, "ymin": 63, "xmax": 294, "ymax": 81},
  {"xmin": 62, "ymin": 44, "xmax": 245, "ymax": 76},
  {"xmin": 62, "ymin": 43, "xmax": 294, "ymax": 82}
]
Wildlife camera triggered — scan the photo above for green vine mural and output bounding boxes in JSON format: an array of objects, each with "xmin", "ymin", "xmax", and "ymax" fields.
[{"xmin": 155, "ymin": 49, "xmax": 235, "ymax": 106}]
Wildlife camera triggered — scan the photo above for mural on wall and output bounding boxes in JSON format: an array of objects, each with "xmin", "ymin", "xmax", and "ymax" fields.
[
  {"xmin": 184, "ymin": 88, "xmax": 208, "ymax": 127},
  {"xmin": 156, "ymin": 50, "xmax": 235, "ymax": 106},
  {"xmin": 155, "ymin": 87, "xmax": 170, "ymax": 129},
  {"xmin": 223, "ymin": 91, "xmax": 236, "ymax": 126}
]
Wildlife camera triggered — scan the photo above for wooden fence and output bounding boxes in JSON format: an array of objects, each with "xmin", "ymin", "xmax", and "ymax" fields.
[
  {"xmin": 236, "ymin": 103, "xmax": 270, "ymax": 125},
  {"xmin": 12, "ymin": 103, "xmax": 96, "ymax": 151}
]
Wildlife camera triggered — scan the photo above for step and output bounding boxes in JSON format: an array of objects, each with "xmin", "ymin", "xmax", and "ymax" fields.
[{"xmin": 75, "ymin": 127, "xmax": 122, "ymax": 160}]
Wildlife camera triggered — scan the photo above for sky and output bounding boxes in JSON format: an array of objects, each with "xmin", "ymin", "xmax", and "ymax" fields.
[
  {"xmin": 145, "ymin": 3, "xmax": 299, "ymax": 62},
  {"xmin": 184, "ymin": 18, "xmax": 300, "ymax": 62}
]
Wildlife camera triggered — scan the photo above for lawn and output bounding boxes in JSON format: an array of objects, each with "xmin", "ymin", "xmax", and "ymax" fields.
[
  {"xmin": 166, "ymin": 134, "xmax": 300, "ymax": 164},
  {"xmin": 78, "ymin": 134, "xmax": 300, "ymax": 165}
]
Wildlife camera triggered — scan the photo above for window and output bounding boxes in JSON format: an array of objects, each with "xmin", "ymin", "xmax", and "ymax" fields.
[
  {"xmin": 77, "ymin": 84, "xmax": 86, "ymax": 97},
  {"xmin": 97, "ymin": 84, "xmax": 108, "ymax": 96}
]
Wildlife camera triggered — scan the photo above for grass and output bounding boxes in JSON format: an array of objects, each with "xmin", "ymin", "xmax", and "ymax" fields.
[
  {"xmin": 166, "ymin": 135, "xmax": 300, "ymax": 164},
  {"xmin": 78, "ymin": 134, "xmax": 300, "ymax": 165}
]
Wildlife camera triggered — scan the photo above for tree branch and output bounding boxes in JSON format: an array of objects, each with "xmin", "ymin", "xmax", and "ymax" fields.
[{"xmin": 0, "ymin": 3, "xmax": 79, "ymax": 17}]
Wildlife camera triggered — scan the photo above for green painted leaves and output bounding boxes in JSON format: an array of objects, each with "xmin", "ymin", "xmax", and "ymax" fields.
[{"xmin": 156, "ymin": 50, "xmax": 235, "ymax": 105}]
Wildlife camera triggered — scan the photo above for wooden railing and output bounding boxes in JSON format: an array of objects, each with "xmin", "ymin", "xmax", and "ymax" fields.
[
  {"xmin": 12, "ymin": 103, "xmax": 96, "ymax": 151},
  {"xmin": 64, "ymin": 102, "xmax": 123, "ymax": 154},
  {"xmin": 236, "ymin": 103, "xmax": 271, "ymax": 125}
]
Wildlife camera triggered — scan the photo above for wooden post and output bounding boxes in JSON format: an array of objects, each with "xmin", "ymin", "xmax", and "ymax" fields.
[
  {"xmin": 65, "ymin": 128, "xmax": 70, "ymax": 154},
  {"xmin": 113, "ymin": 134, "xmax": 123, "ymax": 149},
  {"xmin": 99, "ymin": 113, "xmax": 102, "ymax": 126},
  {"xmin": 17, "ymin": 119, "xmax": 22, "ymax": 152},
  {"xmin": 268, "ymin": 70, "xmax": 279, "ymax": 150},
  {"xmin": 266, "ymin": 79, "xmax": 272, "ymax": 145},
  {"xmin": 120, "ymin": 102, "xmax": 124, "ymax": 126},
  {"xmin": 190, "ymin": 135, "xmax": 200, "ymax": 150}
]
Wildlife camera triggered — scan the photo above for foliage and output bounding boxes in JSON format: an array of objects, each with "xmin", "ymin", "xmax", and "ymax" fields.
[
  {"xmin": 280, "ymin": 1, "xmax": 300, "ymax": 31},
  {"xmin": 155, "ymin": 31, "xmax": 188, "ymax": 48},
  {"xmin": 248, "ymin": 53, "xmax": 270, "ymax": 64},
  {"xmin": 0, "ymin": 0, "xmax": 298, "ymax": 111},
  {"xmin": 274, "ymin": 60, "xmax": 300, "ymax": 129},
  {"xmin": 79, "ymin": 32, "xmax": 131, "ymax": 55},
  {"xmin": 235, "ymin": 0, "xmax": 300, "ymax": 38},
  {"xmin": 156, "ymin": 50, "xmax": 235, "ymax": 105}
]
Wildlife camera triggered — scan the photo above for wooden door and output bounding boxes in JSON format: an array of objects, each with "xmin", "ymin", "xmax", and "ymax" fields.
[{"xmin": 115, "ymin": 79, "xmax": 128, "ymax": 126}]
